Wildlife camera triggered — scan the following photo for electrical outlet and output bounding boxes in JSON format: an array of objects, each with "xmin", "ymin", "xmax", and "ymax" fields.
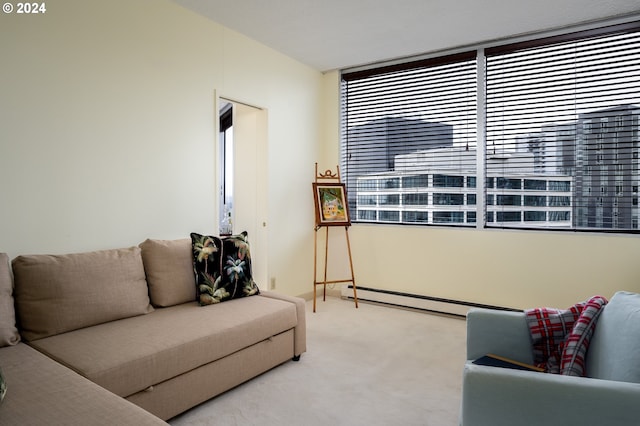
[{"xmin": 270, "ymin": 277, "xmax": 276, "ymax": 290}]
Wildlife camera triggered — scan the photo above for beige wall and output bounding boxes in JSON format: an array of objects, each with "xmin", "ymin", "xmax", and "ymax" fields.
[
  {"xmin": 348, "ymin": 226, "xmax": 640, "ymax": 310},
  {"xmin": 320, "ymin": 69, "xmax": 640, "ymax": 310},
  {"xmin": 0, "ymin": 0, "xmax": 321, "ymax": 297},
  {"xmin": 3, "ymin": 1, "xmax": 640, "ymax": 307}
]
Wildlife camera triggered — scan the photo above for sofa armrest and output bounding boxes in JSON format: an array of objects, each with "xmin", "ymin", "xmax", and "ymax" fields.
[
  {"xmin": 466, "ymin": 308, "xmax": 533, "ymax": 364},
  {"xmin": 258, "ymin": 291, "xmax": 307, "ymax": 357},
  {"xmin": 461, "ymin": 362, "xmax": 640, "ymax": 426}
]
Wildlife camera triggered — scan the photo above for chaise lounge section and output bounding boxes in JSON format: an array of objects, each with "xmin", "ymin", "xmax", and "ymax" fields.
[{"xmin": 0, "ymin": 342, "xmax": 167, "ymax": 425}]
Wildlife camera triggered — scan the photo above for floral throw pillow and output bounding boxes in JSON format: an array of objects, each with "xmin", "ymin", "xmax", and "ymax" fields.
[
  {"xmin": 219, "ymin": 231, "xmax": 260, "ymax": 301},
  {"xmin": 190, "ymin": 233, "xmax": 223, "ymax": 305},
  {"xmin": 190, "ymin": 231, "xmax": 260, "ymax": 306}
]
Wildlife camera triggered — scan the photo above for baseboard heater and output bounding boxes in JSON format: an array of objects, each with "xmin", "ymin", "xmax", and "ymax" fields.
[{"xmin": 341, "ymin": 285, "xmax": 519, "ymax": 317}]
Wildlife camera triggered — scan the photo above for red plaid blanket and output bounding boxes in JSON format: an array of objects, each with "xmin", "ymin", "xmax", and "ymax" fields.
[{"xmin": 525, "ymin": 295, "xmax": 608, "ymax": 376}]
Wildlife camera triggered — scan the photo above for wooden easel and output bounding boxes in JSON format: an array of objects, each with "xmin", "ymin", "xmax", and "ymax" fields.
[{"xmin": 313, "ymin": 163, "xmax": 358, "ymax": 313}]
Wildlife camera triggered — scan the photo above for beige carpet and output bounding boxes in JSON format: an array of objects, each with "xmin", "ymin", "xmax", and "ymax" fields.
[{"xmin": 169, "ymin": 296, "xmax": 467, "ymax": 426}]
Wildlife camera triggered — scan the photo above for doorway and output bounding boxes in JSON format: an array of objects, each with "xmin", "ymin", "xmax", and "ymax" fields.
[{"xmin": 217, "ymin": 97, "xmax": 269, "ymax": 290}]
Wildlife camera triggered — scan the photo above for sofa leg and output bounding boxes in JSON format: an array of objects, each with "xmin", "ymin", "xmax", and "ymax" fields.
[{"xmin": 292, "ymin": 355, "xmax": 301, "ymax": 361}]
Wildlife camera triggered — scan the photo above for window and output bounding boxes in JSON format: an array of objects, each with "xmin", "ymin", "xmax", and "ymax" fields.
[
  {"xmin": 341, "ymin": 20, "xmax": 640, "ymax": 233},
  {"xmin": 404, "ymin": 193, "xmax": 429, "ymax": 205},
  {"xmin": 434, "ymin": 174, "xmax": 466, "ymax": 188},
  {"xmin": 497, "ymin": 195, "xmax": 521, "ymax": 206},
  {"xmin": 467, "ymin": 176, "xmax": 477, "ymax": 188},
  {"xmin": 404, "ymin": 211, "xmax": 429, "ymax": 223},
  {"xmin": 486, "ymin": 22, "xmax": 640, "ymax": 231},
  {"xmin": 524, "ymin": 179, "xmax": 547, "ymax": 190},
  {"xmin": 497, "ymin": 212, "xmax": 522, "ymax": 222},
  {"xmin": 496, "ymin": 178, "xmax": 521, "ymax": 190},
  {"xmin": 379, "ymin": 211, "xmax": 400, "ymax": 222},
  {"xmin": 358, "ymin": 195, "xmax": 377, "ymax": 206},
  {"xmin": 358, "ymin": 210, "xmax": 377, "ymax": 221},
  {"xmin": 403, "ymin": 175, "xmax": 429, "ymax": 188},
  {"xmin": 550, "ymin": 211, "xmax": 571, "ymax": 221},
  {"xmin": 548, "ymin": 181, "xmax": 571, "ymax": 192},
  {"xmin": 524, "ymin": 195, "xmax": 546, "ymax": 206},
  {"xmin": 380, "ymin": 195, "xmax": 400, "ymax": 206},
  {"xmin": 434, "ymin": 193, "xmax": 464, "ymax": 205},
  {"xmin": 467, "ymin": 194, "xmax": 477, "ymax": 205},
  {"xmin": 358, "ymin": 179, "xmax": 377, "ymax": 190},
  {"xmin": 341, "ymin": 51, "xmax": 477, "ymax": 228},
  {"xmin": 525, "ymin": 211, "xmax": 547, "ymax": 221},
  {"xmin": 549, "ymin": 196, "xmax": 571, "ymax": 207},
  {"xmin": 381, "ymin": 178, "xmax": 400, "ymax": 189},
  {"xmin": 433, "ymin": 211, "xmax": 465, "ymax": 223}
]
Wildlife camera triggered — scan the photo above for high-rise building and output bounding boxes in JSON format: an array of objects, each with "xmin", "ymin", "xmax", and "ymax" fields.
[
  {"xmin": 356, "ymin": 147, "xmax": 572, "ymax": 227},
  {"xmin": 516, "ymin": 123, "xmax": 576, "ymax": 175},
  {"xmin": 574, "ymin": 105, "xmax": 640, "ymax": 229},
  {"xmin": 344, "ymin": 117, "xmax": 453, "ymax": 206}
]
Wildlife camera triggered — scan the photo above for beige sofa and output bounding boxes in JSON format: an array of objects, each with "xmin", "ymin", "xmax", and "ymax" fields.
[{"xmin": 0, "ymin": 238, "xmax": 306, "ymax": 424}]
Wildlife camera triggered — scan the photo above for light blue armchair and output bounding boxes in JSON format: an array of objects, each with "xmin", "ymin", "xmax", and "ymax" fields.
[{"xmin": 460, "ymin": 291, "xmax": 640, "ymax": 426}]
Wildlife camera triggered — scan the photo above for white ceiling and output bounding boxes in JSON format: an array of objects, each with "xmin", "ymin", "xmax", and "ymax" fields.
[{"xmin": 173, "ymin": 0, "xmax": 640, "ymax": 72}]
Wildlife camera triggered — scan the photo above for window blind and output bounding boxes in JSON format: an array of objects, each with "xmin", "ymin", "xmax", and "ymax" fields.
[
  {"xmin": 485, "ymin": 21, "xmax": 640, "ymax": 231},
  {"xmin": 341, "ymin": 20, "xmax": 640, "ymax": 233},
  {"xmin": 341, "ymin": 52, "xmax": 478, "ymax": 225}
]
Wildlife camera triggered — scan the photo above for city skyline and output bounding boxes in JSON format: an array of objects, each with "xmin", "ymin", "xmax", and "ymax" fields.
[{"xmin": 347, "ymin": 103, "xmax": 639, "ymax": 229}]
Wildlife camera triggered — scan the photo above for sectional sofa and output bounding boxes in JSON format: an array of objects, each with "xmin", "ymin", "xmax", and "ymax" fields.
[{"xmin": 0, "ymin": 237, "xmax": 306, "ymax": 424}]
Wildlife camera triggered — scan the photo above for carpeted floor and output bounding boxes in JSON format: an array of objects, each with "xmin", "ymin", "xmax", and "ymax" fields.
[{"xmin": 169, "ymin": 296, "xmax": 467, "ymax": 426}]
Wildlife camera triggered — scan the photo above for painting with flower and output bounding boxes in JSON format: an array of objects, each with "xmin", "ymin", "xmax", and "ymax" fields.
[{"xmin": 313, "ymin": 183, "xmax": 351, "ymax": 226}]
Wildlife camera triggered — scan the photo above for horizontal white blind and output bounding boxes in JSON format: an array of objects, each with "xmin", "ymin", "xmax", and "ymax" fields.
[
  {"xmin": 341, "ymin": 53, "xmax": 478, "ymax": 225},
  {"xmin": 486, "ymin": 22, "xmax": 640, "ymax": 230},
  {"xmin": 341, "ymin": 20, "xmax": 640, "ymax": 233}
]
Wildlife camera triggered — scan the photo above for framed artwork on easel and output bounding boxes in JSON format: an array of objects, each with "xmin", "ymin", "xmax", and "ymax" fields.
[
  {"xmin": 312, "ymin": 163, "xmax": 357, "ymax": 312},
  {"xmin": 312, "ymin": 182, "xmax": 351, "ymax": 227}
]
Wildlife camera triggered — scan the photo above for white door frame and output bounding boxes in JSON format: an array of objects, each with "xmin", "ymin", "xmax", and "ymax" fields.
[{"xmin": 215, "ymin": 93, "xmax": 269, "ymax": 291}]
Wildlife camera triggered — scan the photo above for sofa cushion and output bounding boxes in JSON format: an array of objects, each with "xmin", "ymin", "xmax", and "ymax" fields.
[
  {"xmin": 139, "ymin": 238, "xmax": 196, "ymax": 307},
  {"xmin": 29, "ymin": 295, "xmax": 298, "ymax": 398},
  {"xmin": 586, "ymin": 291, "xmax": 640, "ymax": 382},
  {"xmin": 12, "ymin": 247, "xmax": 154, "ymax": 341},
  {"xmin": 0, "ymin": 253, "xmax": 20, "ymax": 347}
]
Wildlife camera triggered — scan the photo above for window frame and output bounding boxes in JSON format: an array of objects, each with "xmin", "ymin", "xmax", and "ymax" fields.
[{"xmin": 340, "ymin": 17, "xmax": 640, "ymax": 234}]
